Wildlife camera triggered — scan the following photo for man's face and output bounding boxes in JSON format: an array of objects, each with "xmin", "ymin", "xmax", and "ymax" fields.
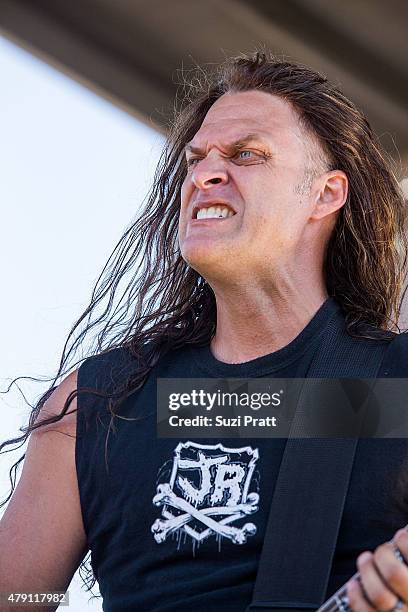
[{"xmin": 178, "ymin": 90, "xmax": 325, "ymax": 283}]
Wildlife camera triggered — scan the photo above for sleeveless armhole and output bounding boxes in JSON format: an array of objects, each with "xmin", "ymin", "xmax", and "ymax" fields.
[{"xmin": 75, "ymin": 356, "xmax": 98, "ymax": 544}]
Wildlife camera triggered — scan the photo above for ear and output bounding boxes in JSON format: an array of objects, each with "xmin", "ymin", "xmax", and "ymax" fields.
[{"xmin": 310, "ymin": 170, "xmax": 348, "ymax": 220}]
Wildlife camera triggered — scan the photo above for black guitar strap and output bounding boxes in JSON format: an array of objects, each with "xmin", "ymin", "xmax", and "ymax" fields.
[{"xmin": 247, "ymin": 305, "xmax": 392, "ymax": 611}]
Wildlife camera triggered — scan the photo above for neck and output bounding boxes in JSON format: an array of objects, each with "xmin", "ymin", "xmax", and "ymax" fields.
[{"xmin": 209, "ymin": 273, "xmax": 328, "ymax": 364}]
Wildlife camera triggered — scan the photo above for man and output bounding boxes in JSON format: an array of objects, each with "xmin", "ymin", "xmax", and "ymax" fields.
[{"xmin": 1, "ymin": 52, "xmax": 408, "ymax": 611}]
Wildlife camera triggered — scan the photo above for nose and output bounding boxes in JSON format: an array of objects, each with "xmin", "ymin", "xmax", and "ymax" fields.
[{"xmin": 191, "ymin": 158, "xmax": 228, "ymax": 190}]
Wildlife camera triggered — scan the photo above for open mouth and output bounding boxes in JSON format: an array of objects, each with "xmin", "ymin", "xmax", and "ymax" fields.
[{"xmin": 192, "ymin": 205, "xmax": 236, "ymax": 220}]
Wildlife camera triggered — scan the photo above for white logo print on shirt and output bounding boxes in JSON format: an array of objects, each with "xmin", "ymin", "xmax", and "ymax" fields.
[{"xmin": 151, "ymin": 441, "xmax": 259, "ymax": 550}]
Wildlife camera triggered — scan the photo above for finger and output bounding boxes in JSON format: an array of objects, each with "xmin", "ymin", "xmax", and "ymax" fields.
[
  {"xmin": 358, "ymin": 550, "xmax": 400, "ymax": 611},
  {"xmin": 373, "ymin": 539, "xmax": 408, "ymax": 601},
  {"xmin": 347, "ymin": 577, "xmax": 376, "ymax": 612},
  {"xmin": 393, "ymin": 530, "xmax": 408, "ymax": 565}
]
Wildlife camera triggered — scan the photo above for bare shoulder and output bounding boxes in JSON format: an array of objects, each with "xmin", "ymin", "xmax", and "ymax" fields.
[{"xmin": 32, "ymin": 369, "xmax": 79, "ymax": 437}]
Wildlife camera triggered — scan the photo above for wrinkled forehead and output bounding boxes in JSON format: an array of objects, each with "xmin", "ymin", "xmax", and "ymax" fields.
[{"xmin": 193, "ymin": 90, "xmax": 306, "ymax": 147}]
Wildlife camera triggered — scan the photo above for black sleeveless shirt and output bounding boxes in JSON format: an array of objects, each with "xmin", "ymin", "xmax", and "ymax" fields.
[{"xmin": 76, "ymin": 298, "xmax": 408, "ymax": 611}]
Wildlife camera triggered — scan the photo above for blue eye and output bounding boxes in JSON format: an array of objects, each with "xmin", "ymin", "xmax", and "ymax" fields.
[{"xmin": 239, "ymin": 150, "xmax": 253, "ymax": 159}]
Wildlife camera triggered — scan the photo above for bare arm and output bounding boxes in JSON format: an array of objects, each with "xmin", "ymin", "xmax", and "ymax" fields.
[{"xmin": 0, "ymin": 370, "xmax": 88, "ymax": 611}]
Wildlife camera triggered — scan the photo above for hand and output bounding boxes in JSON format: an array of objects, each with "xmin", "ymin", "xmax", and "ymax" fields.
[{"xmin": 347, "ymin": 529, "xmax": 408, "ymax": 611}]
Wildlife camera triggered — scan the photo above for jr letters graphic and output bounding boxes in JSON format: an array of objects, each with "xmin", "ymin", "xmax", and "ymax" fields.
[{"xmin": 151, "ymin": 441, "xmax": 260, "ymax": 550}]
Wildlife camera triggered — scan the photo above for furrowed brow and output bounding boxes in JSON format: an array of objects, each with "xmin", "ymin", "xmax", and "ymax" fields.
[{"xmin": 184, "ymin": 133, "xmax": 266, "ymax": 156}]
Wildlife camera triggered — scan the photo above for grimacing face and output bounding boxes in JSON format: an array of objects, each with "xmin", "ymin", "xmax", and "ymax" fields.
[{"xmin": 178, "ymin": 90, "xmax": 330, "ymax": 284}]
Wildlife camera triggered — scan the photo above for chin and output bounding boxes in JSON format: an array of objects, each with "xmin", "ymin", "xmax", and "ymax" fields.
[
  {"xmin": 181, "ymin": 248, "xmax": 237, "ymax": 285},
  {"xmin": 181, "ymin": 236, "xmax": 216, "ymax": 260},
  {"xmin": 181, "ymin": 247, "xmax": 218, "ymax": 271}
]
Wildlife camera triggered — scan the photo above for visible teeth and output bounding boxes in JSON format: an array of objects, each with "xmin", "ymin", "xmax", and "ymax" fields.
[{"xmin": 196, "ymin": 206, "xmax": 234, "ymax": 220}]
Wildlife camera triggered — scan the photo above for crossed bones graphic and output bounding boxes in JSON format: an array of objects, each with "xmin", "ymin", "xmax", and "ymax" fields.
[{"xmin": 151, "ymin": 482, "xmax": 259, "ymax": 545}]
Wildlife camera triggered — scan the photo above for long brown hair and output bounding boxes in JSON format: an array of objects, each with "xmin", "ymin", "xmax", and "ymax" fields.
[{"xmin": 1, "ymin": 51, "xmax": 407, "ymax": 595}]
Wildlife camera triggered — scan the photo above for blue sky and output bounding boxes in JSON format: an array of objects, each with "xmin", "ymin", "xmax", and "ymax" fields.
[{"xmin": 0, "ymin": 33, "xmax": 163, "ymax": 610}]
